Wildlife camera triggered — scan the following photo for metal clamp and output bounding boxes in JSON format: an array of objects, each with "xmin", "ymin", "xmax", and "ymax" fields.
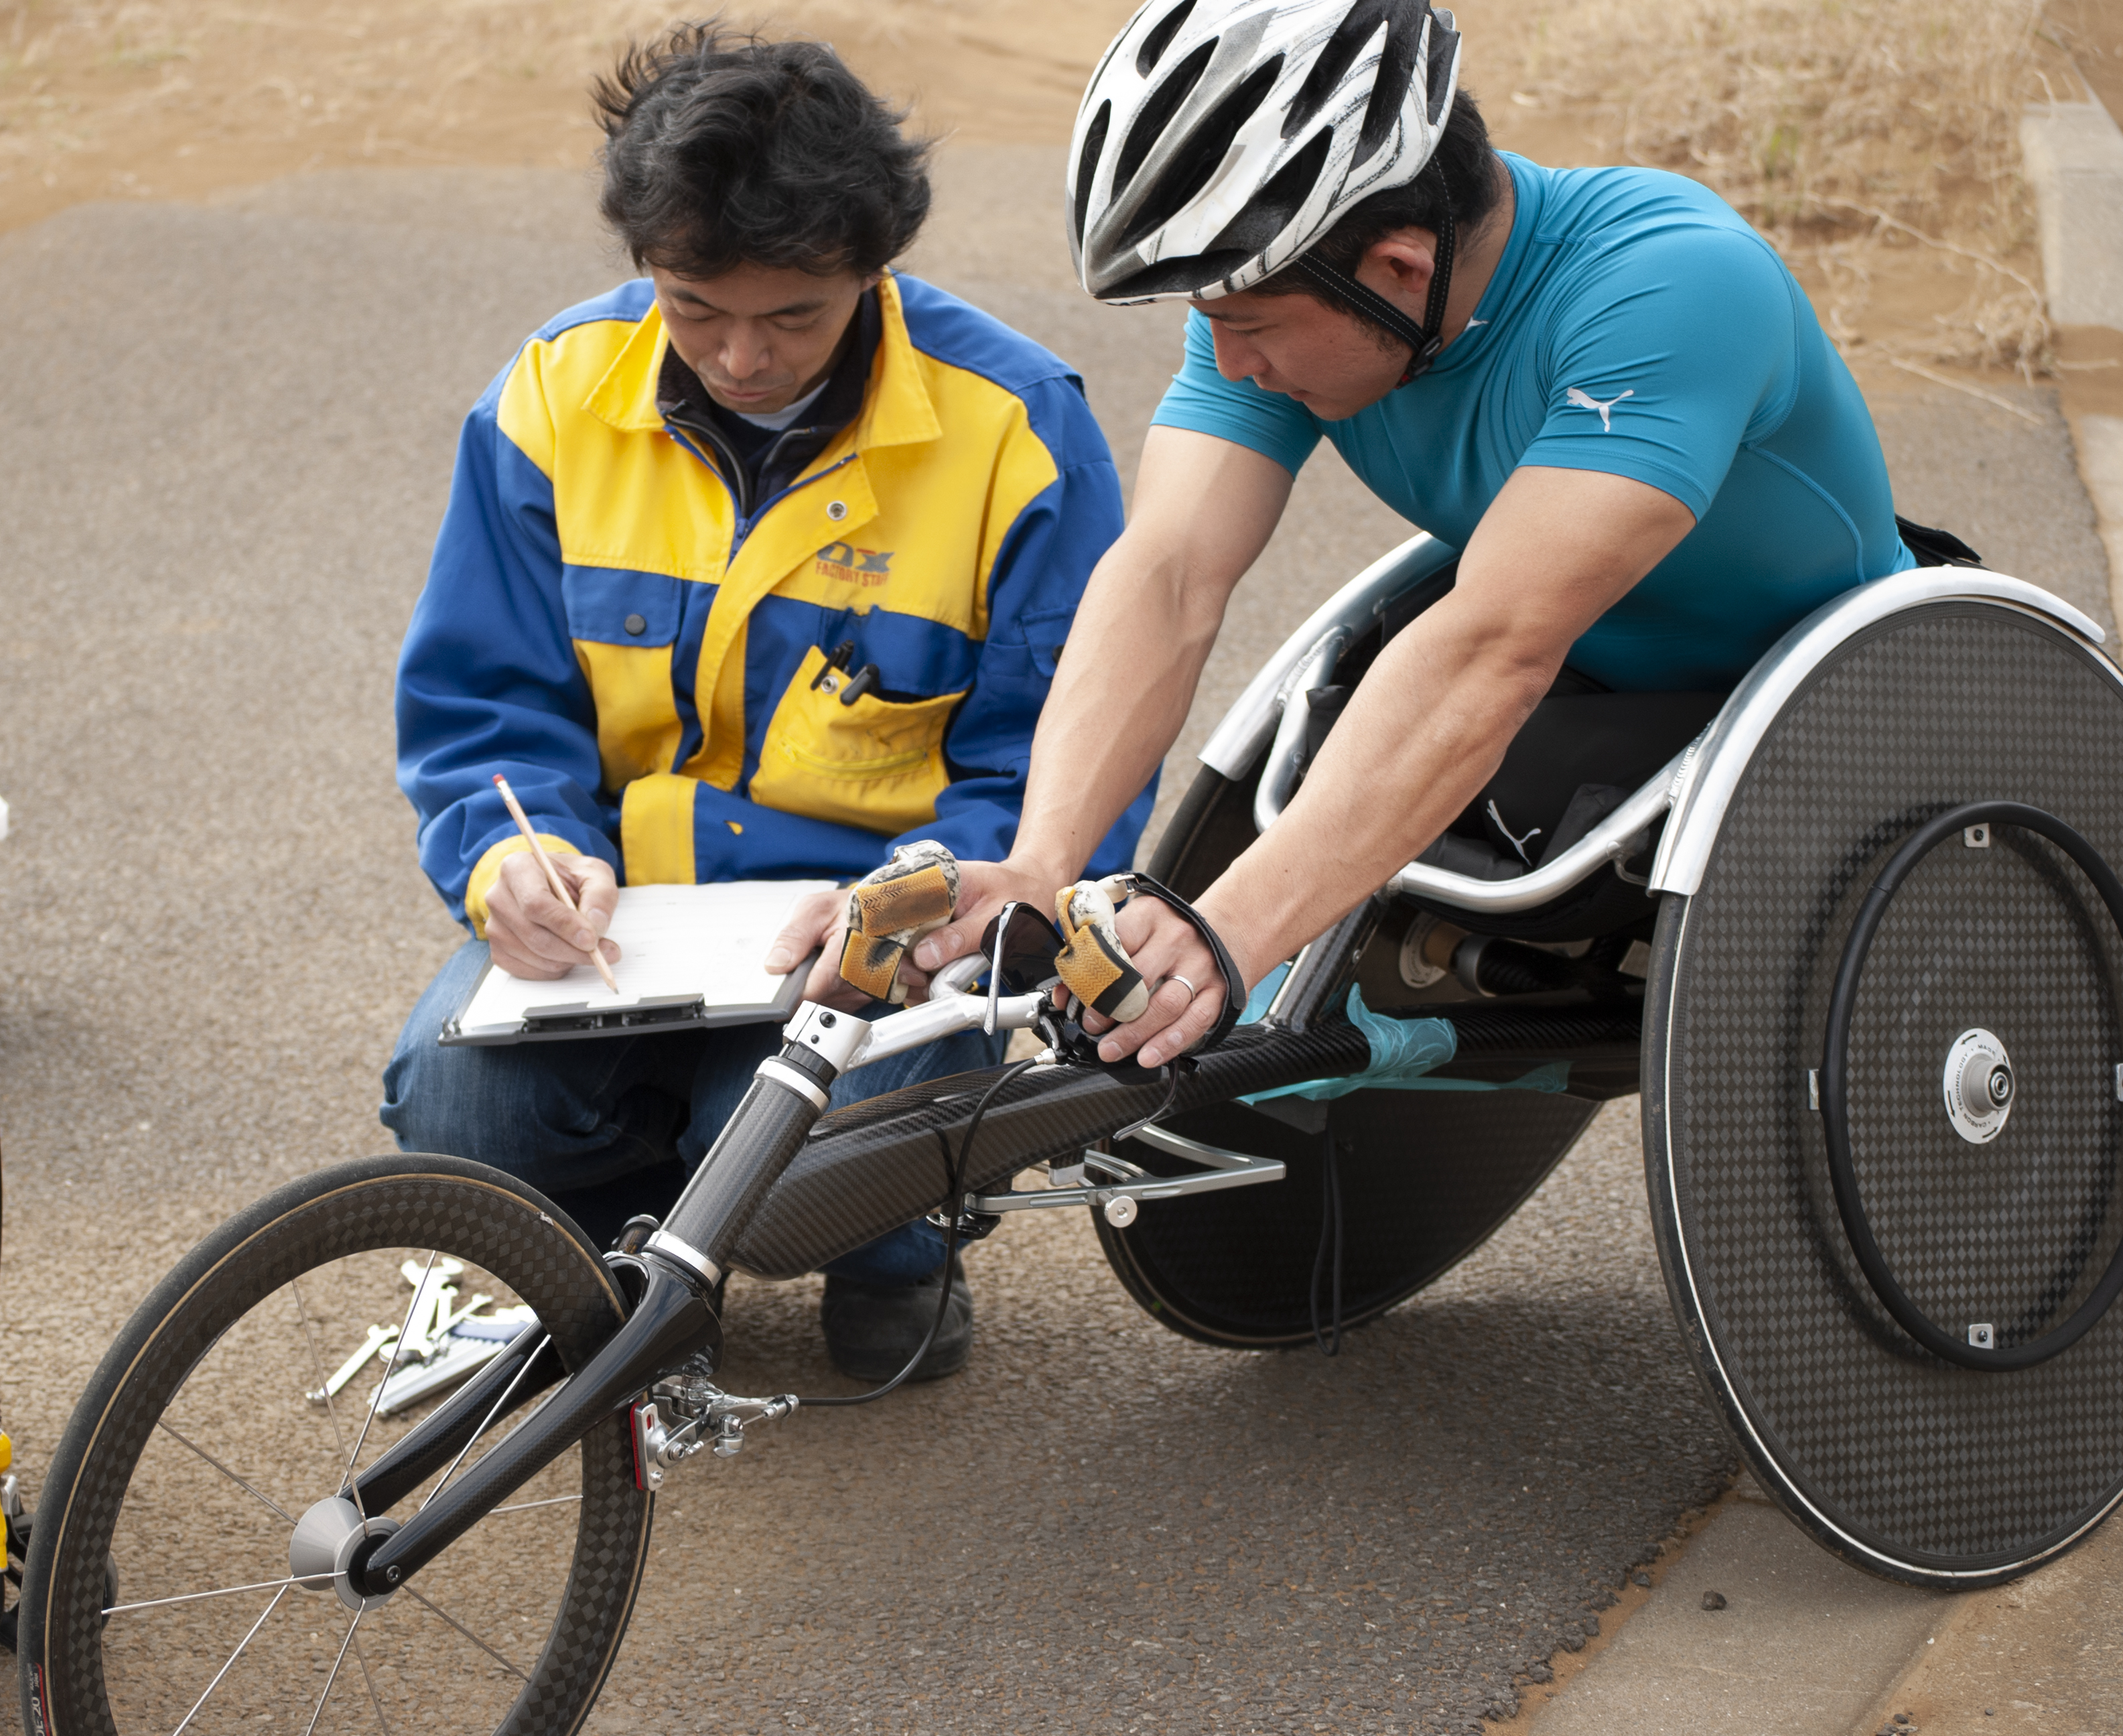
[
  {"xmin": 965, "ymin": 1122, "xmax": 1286, "ymax": 1227},
  {"xmin": 635, "ymin": 1382, "xmax": 801, "ymax": 1487}
]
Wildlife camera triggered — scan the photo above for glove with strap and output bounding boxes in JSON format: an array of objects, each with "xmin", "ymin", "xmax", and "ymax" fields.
[
  {"xmin": 837, "ymin": 840, "xmax": 960, "ymax": 1004},
  {"xmin": 1052, "ymin": 871, "xmax": 1247, "ymax": 1055}
]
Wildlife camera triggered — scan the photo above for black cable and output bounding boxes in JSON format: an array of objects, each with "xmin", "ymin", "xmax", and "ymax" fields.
[
  {"xmin": 800, "ymin": 1057, "xmax": 1040, "ymax": 1406},
  {"xmin": 1309, "ymin": 1130, "xmax": 1345, "ymax": 1357}
]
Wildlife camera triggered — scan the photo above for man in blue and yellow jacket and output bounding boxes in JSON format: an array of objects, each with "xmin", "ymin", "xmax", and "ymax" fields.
[{"xmin": 383, "ymin": 25, "xmax": 1149, "ymax": 1381}]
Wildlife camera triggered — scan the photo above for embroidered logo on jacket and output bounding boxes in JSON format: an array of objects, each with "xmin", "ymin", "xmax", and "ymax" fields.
[{"xmin": 815, "ymin": 541, "xmax": 894, "ymax": 585}]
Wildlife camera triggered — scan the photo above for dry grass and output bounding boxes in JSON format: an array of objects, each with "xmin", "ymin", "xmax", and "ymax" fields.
[
  {"xmin": 0, "ymin": 0, "xmax": 1134, "ymax": 233},
  {"xmin": 1516, "ymin": 0, "xmax": 2069, "ymax": 375}
]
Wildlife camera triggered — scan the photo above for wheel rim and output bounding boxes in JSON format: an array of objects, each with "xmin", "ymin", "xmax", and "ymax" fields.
[{"xmin": 27, "ymin": 1160, "xmax": 649, "ymax": 1736}]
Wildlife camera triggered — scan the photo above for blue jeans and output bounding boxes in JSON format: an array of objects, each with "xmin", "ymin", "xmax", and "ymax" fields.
[{"xmin": 381, "ymin": 941, "xmax": 1005, "ymax": 1284}]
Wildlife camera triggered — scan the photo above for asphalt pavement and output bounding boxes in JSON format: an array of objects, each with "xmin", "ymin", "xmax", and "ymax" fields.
[{"xmin": 0, "ymin": 148, "xmax": 2110, "ymax": 1735}]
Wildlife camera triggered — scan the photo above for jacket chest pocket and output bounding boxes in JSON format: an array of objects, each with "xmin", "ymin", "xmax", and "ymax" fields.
[
  {"xmin": 749, "ymin": 645, "xmax": 964, "ymax": 836},
  {"xmin": 565, "ymin": 569, "xmax": 688, "ymax": 790}
]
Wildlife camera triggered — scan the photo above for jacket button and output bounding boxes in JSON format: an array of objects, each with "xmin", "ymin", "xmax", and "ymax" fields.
[
  {"xmin": 624, "ymin": 613, "xmax": 646, "ymax": 637},
  {"xmin": 826, "ymin": 500, "xmax": 847, "ymax": 522}
]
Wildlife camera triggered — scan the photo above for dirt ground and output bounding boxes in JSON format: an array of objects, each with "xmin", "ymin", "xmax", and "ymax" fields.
[{"xmin": 3, "ymin": 0, "xmax": 2120, "ymax": 400}]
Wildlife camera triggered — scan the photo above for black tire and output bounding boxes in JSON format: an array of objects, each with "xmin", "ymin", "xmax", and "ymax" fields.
[{"xmin": 19, "ymin": 1154, "xmax": 653, "ymax": 1736}]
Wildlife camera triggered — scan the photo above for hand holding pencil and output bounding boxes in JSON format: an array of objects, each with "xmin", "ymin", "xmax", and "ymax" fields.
[{"xmin": 488, "ymin": 775, "xmax": 622, "ymax": 993}]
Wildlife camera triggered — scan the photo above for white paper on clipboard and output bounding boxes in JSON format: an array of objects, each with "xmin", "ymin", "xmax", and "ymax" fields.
[{"xmin": 446, "ymin": 879, "xmax": 837, "ymax": 1043}]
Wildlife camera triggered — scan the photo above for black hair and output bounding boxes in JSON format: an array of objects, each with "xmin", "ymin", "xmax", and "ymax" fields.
[
  {"xmin": 1254, "ymin": 86, "xmax": 1503, "ymax": 308},
  {"xmin": 594, "ymin": 21, "xmax": 933, "ymax": 280}
]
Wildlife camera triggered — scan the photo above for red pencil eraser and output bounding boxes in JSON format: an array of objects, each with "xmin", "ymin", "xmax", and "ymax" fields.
[{"xmin": 492, "ymin": 773, "xmax": 506, "ymax": 786}]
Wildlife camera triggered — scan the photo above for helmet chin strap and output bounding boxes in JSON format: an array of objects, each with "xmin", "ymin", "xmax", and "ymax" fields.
[{"xmin": 1287, "ymin": 190, "xmax": 1458, "ymax": 387}]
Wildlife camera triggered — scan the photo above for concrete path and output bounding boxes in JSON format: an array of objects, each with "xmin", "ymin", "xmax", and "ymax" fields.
[{"xmin": 0, "ymin": 148, "xmax": 2110, "ymax": 1736}]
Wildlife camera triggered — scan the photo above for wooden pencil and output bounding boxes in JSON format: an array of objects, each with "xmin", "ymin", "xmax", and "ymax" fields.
[{"xmin": 491, "ymin": 774, "xmax": 622, "ymax": 994}]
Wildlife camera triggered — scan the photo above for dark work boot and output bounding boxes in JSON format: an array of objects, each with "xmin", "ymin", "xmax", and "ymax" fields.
[{"xmin": 819, "ymin": 1257, "xmax": 973, "ymax": 1383}]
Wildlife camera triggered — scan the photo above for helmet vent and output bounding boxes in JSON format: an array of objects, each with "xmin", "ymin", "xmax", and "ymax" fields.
[
  {"xmin": 1357, "ymin": 1, "xmax": 1429, "ymax": 162},
  {"xmin": 1073, "ymin": 100, "xmax": 1112, "ymax": 247},
  {"xmin": 1120, "ymin": 53, "xmax": 1285, "ymax": 251},
  {"xmin": 1136, "ymin": 1, "xmax": 1196, "ymax": 76},
  {"xmin": 1282, "ymin": 0, "xmax": 1395, "ymax": 140},
  {"xmin": 1424, "ymin": 17, "xmax": 1458, "ymax": 123},
  {"xmin": 1113, "ymin": 37, "xmax": 1217, "ymax": 195},
  {"xmin": 1207, "ymin": 127, "xmax": 1332, "ymax": 257}
]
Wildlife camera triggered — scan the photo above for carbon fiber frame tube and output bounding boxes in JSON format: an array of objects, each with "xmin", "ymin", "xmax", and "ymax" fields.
[
  {"xmin": 732, "ymin": 1020, "xmax": 1373, "ymax": 1279},
  {"xmin": 348, "ymin": 1324, "xmax": 559, "ymax": 1514},
  {"xmin": 662, "ymin": 1049, "xmax": 835, "ymax": 1268}
]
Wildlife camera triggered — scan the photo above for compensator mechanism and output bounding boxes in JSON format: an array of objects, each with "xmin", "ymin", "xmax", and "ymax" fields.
[{"xmin": 630, "ymin": 1379, "xmax": 799, "ymax": 1489}]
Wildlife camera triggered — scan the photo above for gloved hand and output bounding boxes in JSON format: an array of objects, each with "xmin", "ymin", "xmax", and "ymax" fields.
[
  {"xmin": 837, "ymin": 840, "xmax": 961, "ymax": 1004},
  {"xmin": 1052, "ymin": 875, "xmax": 1153, "ymax": 1023}
]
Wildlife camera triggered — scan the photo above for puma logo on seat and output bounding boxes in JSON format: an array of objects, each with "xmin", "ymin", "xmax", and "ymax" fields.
[{"xmin": 1566, "ymin": 387, "xmax": 1634, "ymax": 431}]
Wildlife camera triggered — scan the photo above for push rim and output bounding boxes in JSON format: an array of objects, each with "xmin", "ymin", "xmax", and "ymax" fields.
[{"xmin": 1822, "ymin": 799, "xmax": 2123, "ymax": 1372}]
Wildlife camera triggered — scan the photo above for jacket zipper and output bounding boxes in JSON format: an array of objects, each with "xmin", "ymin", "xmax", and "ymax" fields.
[{"xmin": 664, "ymin": 412, "xmax": 856, "ymax": 557}]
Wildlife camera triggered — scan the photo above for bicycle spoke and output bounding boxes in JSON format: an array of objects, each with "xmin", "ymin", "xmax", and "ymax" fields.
[
  {"xmin": 489, "ymin": 1495, "xmax": 582, "ymax": 1516},
  {"xmin": 155, "ymin": 1420, "xmax": 295, "ymax": 1526},
  {"xmin": 289, "ymin": 1275, "xmax": 350, "ymax": 1465},
  {"xmin": 167, "ymin": 1583, "xmax": 290, "ymax": 1736},
  {"xmin": 303, "ymin": 1608, "xmax": 365, "ymax": 1736},
  {"xmin": 343, "ymin": 1248, "xmax": 441, "ymax": 1511},
  {"xmin": 105, "ymin": 1576, "xmax": 299, "ymax": 1617},
  {"xmin": 403, "ymin": 1585, "xmax": 529, "ymax": 1682},
  {"xmin": 351, "ymin": 1631, "xmax": 394, "ymax": 1736},
  {"xmin": 420, "ymin": 1333, "xmax": 551, "ymax": 1512}
]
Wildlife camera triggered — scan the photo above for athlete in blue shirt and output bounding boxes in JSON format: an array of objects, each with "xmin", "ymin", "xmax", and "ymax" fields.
[{"xmin": 914, "ymin": 0, "xmax": 1920, "ymax": 1061}]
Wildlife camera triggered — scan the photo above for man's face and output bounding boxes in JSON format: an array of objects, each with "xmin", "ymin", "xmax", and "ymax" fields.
[
  {"xmin": 651, "ymin": 261, "xmax": 880, "ymax": 416},
  {"xmin": 1194, "ymin": 285, "xmax": 1407, "ymax": 421}
]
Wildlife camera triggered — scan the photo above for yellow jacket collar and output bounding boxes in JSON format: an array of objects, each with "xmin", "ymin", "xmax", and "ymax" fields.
[{"xmin": 584, "ymin": 273, "xmax": 942, "ymax": 452}]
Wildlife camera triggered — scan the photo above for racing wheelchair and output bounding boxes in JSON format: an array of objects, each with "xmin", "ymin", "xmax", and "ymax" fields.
[{"xmin": 21, "ymin": 533, "xmax": 2123, "ymax": 1733}]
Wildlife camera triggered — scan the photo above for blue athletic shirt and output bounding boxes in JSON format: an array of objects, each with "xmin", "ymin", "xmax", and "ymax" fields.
[{"xmin": 1150, "ymin": 153, "xmax": 1916, "ymax": 692}]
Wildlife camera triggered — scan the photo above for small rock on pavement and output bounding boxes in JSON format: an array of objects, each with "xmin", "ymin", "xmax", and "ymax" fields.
[
  {"xmin": 1701, "ymin": 1591, "xmax": 1728, "ymax": 1610},
  {"xmin": 1633, "ymin": 1571, "xmax": 1653, "ymax": 1587}
]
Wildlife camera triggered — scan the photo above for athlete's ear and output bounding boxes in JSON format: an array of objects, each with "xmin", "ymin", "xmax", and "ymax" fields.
[{"xmin": 1359, "ymin": 228, "xmax": 1437, "ymax": 317}]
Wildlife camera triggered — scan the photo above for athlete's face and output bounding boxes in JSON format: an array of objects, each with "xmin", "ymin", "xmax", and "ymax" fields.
[
  {"xmin": 651, "ymin": 261, "xmax": 880, "ymax": 416},
  {"xmin": 1193, "ymin": 283, "xmax": 1410, "ymax": 421}
]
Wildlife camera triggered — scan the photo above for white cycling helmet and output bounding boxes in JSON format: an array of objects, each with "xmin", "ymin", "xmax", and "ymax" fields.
[{"xmin": 1067, "ymin": 0, "xmax": 1463, "ymax": 318}]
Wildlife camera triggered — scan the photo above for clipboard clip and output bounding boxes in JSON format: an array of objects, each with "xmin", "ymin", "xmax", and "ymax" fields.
[{"xmin": 519, "ymin": 994, "xmax": 707, "ymax": 1035}]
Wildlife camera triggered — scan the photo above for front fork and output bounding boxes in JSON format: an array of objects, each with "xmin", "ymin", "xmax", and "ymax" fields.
[
  {"xmin": 350, "ymin": 988, "xmax": 1045, "ymax": 1598},
  {"xmin": 349, "ymin": 1005, "xmax": 872, "ymax": 1595}
]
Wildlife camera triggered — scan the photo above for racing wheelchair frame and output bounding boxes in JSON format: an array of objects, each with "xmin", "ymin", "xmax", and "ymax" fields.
[{"xmin": 21, "ymin": 537, "xmax": 2123, "ymax": 1735}]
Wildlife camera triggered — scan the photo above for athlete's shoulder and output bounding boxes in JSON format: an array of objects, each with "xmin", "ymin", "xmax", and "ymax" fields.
[
  {"xmin": 890, "ymin": 273, "xmax": 1081, "ymax": 397},
  {"xmin": 1512, "ymin": 155, "xmax": 1763, "ymax": 247}
]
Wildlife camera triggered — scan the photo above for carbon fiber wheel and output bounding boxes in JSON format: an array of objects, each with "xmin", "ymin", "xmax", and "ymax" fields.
[
  {"xmin": 19, "ymin": 1156, "xmax": 653, "ymax": 1735},
  {"xmin": 1647, "ymin": 600, "xmax": 2123, "ymax": 1587}
]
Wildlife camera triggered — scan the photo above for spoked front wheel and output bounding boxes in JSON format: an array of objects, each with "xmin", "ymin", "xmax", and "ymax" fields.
[{"xmin": 19, "ymin": 1155, "xmax": 653, "ymax": 1736}]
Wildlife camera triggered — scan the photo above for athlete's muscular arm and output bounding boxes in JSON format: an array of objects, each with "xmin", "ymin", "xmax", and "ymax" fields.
[
  {"xmin": 1097, "ymin": 465, "xmax": 1698, "ymax": 1066},
  {"xmin": 912, "ymin": 426, "xmax": 1295, "ymax": 971}
]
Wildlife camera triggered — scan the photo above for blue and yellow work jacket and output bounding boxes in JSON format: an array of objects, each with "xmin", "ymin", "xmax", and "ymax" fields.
[{"xmin": 397, "ymin": 273, "xmax": 1150, "ymax": 931}]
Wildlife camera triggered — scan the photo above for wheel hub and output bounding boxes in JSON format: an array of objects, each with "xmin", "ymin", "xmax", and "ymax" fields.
[
  {"xmin": 1942, "ymin": 1027, "xmax": 2016, "ymax": 1144},
  {"xmin": 289, "ymin": 1496, "xmax": 400, "ymax": 1613}
]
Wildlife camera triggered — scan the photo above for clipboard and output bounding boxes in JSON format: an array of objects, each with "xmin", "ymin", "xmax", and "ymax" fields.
[{"xmin": 439, "ymin": 879, "xmax": 837, "ymax": 1047}]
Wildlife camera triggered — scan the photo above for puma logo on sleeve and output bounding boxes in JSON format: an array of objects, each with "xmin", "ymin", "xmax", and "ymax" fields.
[{"xmin": 1566, "ymin": 386, "xmax": 1633, "ymax": 431}]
